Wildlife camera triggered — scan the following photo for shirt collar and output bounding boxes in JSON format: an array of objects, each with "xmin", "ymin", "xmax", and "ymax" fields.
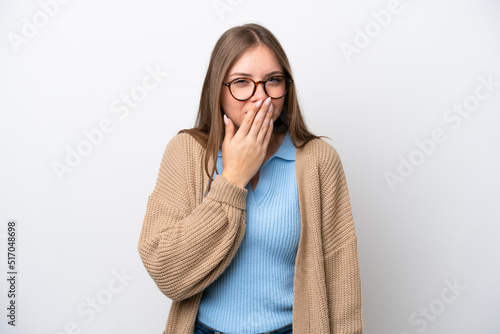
[{"xmin": 218, "ymin": 131, "xmax": 295, "ymax": 161}]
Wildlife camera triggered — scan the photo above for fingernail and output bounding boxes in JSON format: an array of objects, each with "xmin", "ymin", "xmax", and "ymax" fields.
[
  {"xmin": 255, "ymin": 99, "xmax": 263, "ymax": 108},
  {"xmin": 269, "ymin": 119, "xmax": 273, "ymax": 127},
  {"xmin": 224, "ymin": 114, "xmax": 229, "ymax": 125},
  {"xmin": 264, "ymin": 97, "xmax": 272, "ymax": 106},
  {"xmin": 268, "ymin": 103, "xmax": 273, "ymax": 113}
]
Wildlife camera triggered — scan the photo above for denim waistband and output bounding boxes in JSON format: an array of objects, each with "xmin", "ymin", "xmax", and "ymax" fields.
[{"xmin": 195, "ymin": 320, "xmax": 293, "ymax": 334}]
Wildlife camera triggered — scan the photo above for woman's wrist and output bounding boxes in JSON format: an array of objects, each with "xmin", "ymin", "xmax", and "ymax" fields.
[{"xmin": 221, "ymin": 171, "xmax": 247, "ymax": 188}]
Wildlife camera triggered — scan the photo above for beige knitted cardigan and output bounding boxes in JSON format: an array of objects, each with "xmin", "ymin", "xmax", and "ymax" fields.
[{"xmin": 138, "ymin": 132, "xmax": 363, "ymax": 333}]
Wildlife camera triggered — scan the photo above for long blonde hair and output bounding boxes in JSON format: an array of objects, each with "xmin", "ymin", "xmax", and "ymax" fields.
[{"xmin": 178, "ymin": 23, "xmax": 329, "ymax": 194}]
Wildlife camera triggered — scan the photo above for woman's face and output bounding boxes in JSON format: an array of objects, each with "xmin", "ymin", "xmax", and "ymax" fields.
[{"xmin": 221, "ymin": 45, "xmax": 286, "ymax": 131}]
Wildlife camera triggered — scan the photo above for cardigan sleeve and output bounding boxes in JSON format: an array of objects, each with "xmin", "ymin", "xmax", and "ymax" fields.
[
  {"xmin": 324, "ymin": 238, "xmax": 363, "ymax": 333},
  {"xmin": 137, "ymin": 133, "xmax": 248, "ymax": 302},
  {"xmin": 320, "ymin": 143, "xmax": 363, "ymax": 333}
]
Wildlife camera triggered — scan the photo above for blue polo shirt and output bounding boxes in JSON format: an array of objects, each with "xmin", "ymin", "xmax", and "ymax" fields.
[{"xmin": 197, "ymin": 131, "xmax": 301, "ymax": 333}]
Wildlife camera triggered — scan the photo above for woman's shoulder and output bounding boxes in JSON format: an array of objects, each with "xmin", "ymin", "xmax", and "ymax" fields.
[
  {"xmin": 297, "ymin": 136, "xmax": 341, "ymax": 165},
  {"xmin": 160, "ymin": 131, "xmax": 206, "ymax": 168},
  {"xmin": 165, "ymin": 131, "xmax": 205, "ymax": 154}
]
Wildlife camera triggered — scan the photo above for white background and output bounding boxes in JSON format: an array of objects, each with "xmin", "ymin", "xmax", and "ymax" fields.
[{"xmin": 1, "ymin": 0, "xmax": 499, "ymax": 333}]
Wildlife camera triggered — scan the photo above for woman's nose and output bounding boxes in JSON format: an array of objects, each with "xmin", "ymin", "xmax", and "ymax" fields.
[{"xmin": 253, "ymin": 82, "xmax": 268, "ymax": 101}]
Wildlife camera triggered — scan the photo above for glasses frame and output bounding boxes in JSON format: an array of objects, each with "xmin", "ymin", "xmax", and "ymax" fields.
[{"xmin": 223, "ymin": 75, "xmax": 294, "ymax": 101}]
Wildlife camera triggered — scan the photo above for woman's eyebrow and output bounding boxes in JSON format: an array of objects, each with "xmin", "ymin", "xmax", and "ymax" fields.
[{"xmin": 229, "ymin": 70, "xmax": 284, "ymax": 78}]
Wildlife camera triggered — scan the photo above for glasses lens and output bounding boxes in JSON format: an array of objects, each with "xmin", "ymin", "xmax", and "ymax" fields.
[
  {"xmin": 230, "ymin": 78, "xmax": 255, "ymax": 100},
  {"xmin": 265, "ymin": 76, "xmax": 287, "ymax": 99}
]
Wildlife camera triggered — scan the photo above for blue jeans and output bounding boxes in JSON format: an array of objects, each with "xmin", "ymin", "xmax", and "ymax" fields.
[{"xmin": 194, "ymin": 320, "xmax": 293, "ymax": 334}]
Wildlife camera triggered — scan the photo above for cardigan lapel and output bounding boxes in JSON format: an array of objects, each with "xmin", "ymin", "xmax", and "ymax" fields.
[{"xmin": 292, "ymin": 138, "xmax": 331, "ymax": 333}]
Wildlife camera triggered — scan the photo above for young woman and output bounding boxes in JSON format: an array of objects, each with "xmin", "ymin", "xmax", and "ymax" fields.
[{"xmin": 138, "ymin": 23, "xmax": 363, "ymax": 334}]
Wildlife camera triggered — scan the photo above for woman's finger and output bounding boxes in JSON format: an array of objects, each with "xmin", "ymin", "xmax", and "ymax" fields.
[
  {"xmin": 257, "ymin": 102, "xmax": 274, "ymax": 144},
  {"xmin": 235, "ymin": 99, "xmax": 263, "ymax": 138},
  {"xmin": 248, "ymin": 97, "xmax": 272, "ymax": 139}
]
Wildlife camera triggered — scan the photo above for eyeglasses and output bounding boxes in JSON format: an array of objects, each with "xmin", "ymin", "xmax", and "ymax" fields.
[{"xmin": 223, "ymin": 75, "xmax": 293, "ymax": 101}]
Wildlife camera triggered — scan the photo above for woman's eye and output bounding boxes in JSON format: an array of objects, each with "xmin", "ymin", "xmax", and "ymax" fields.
[
  {"xmin": 268, "ymin": 76, "xmax": 283, "ymax": 83},
  {"xmin": 233, "ymin": 79, "xmax": 251, "ymax": 85}
]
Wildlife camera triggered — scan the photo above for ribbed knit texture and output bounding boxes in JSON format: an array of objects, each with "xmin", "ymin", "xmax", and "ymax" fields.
[
  {"xmin": 138, "ymin": 131, "xmax": 363, "ymax": 334},
  {"xmin": 196, "ymin": 131, "xmax": 299, "ymax": 333}
]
